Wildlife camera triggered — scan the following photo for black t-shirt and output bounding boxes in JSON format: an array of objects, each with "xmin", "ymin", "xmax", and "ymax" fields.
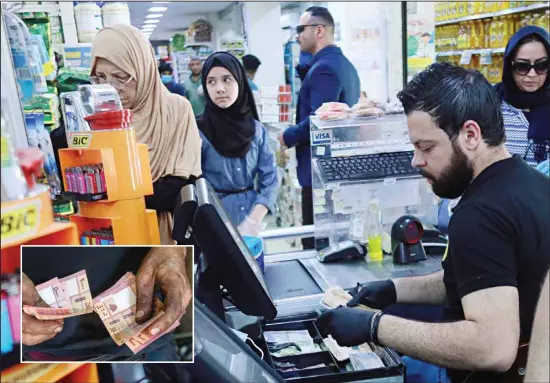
[
  {"xmin": 442, "ymin": 156, "xmax": 550, "ymax": 382},
  {"xmin": 22, "ymin": 246, "xmax": 174, "ymax": 359}
]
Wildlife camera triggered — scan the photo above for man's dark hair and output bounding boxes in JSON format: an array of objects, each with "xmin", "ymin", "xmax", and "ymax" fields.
[
  {"xmin": 397, "ymin": 62, "xmax": 505, "ymax": 147},
  {"xmin": 242, "ymin": 54, "xmax": 261, "ymax": 73},
  {"xmin": 159, "ymin": 62, "xmax": 173, "ymax": 75},
  {"xmin": 305, "ymin": 6, "xmax": 334, "ymax": 28}
]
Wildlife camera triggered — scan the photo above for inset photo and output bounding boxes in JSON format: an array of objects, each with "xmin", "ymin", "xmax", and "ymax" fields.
[{"xmin": 20, "ymin": 245, "xmax": 193, "ymax": 362}]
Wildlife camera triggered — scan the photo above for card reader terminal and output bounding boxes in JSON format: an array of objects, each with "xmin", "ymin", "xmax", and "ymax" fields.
[{"xmin": 317, "ymin": 240, "xmax": 366, "ymax": 263}]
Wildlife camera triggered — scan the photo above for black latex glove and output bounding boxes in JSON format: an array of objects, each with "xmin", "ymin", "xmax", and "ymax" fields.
[
  {"xmin": 316, "ymin": 307, "xmax": 375, "ymax": 347},
  {"xmin": 347, "ymin": 280, "xmax": 397, "ymax": 309}
]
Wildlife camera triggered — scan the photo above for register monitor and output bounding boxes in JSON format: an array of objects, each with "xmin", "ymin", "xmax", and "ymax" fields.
[{"xmin": 173, "ymin": 178, "xmax": 277, "ymax": 322}]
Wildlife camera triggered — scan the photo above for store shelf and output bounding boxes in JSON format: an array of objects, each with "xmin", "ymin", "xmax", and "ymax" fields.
[
  {"xmin": 435, "ymin": 2, "xmax": 549, "ymax": 26},
  {"xmin": 437, "ymin": 47, "xmax": 505, "ymax": 57},
  {"xmin": 11, "ymin": 3, "xmax": 61, "ymax": 16}
]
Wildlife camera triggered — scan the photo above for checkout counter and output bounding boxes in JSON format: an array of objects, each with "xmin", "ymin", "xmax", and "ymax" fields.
[{"xmin": 174, "ymin": 178, "xmax": 447, "ymax": 383}]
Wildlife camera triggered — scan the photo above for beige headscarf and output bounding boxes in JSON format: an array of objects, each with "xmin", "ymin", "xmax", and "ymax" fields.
[{"xmin": 91, "ymin": 24, "xmax": 201, "ymax": 244}]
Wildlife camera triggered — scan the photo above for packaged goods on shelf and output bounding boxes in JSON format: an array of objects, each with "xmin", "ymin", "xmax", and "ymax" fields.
[
  {"xmin": 74, "ymin": 2, "xmax": 103, "ymax": 43},
  {"xmin": 101, "ymin": 2, "xmax": 131, "ymax": 27},
  {"xmin": 24, "ymin": 112, "xmax": 62, "ymax": 196},
  {"xmin": 63, "ymin": 163, "xmax": 107, "ymax": 201}
]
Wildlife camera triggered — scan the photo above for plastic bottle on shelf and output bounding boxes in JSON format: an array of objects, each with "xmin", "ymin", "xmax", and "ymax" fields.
[
  {"xmin": 74, "ymin": 2, "xmax": 103, "ymax": 43},
  {"xmin": 497, "ymin": 17, "xmax": 505, "ymax": 48},
  {"xmin": 349, "ymin": 210, "xmax": 365, "ymax": 243},
  {"xmin": 492, "ymin": 18, "xmax": 501, "ymax": 48},
  {"xmin": 499, "ymin": 1, "xmax": 510, "ymax": 11},
  {"xmin": 101, "ymin": 2, "xmax": 131, "ymax": 27},
  {"xmin": 467, "ymin": 1, "xmax": 475, "ymax": 15},
  {"xmin": 476, "ymin": 20, "xmax": 485, "ymax": 49},
  {"xmin": 483, "ymin": 19, "xmax": 491, "ymax": 48}
]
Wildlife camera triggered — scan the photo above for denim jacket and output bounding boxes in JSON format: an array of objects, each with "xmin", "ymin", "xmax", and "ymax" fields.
[{"xmin": 200, "ymin": 120, "xmax": 279, "ymax": 226}]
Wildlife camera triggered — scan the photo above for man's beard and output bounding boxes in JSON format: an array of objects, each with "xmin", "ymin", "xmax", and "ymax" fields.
[{"xmin": 421, "ymin": 142, "xmax": 474, "ymax": 199}]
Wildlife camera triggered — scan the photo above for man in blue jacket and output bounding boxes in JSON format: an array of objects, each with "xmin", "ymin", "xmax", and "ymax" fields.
[{"xmin": 278, "ymin": 6, "xmax": 360, "ymax": 249}]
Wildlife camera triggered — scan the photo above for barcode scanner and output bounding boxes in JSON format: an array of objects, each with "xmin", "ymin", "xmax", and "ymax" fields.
[{"xmin": 391, "ymin": 215, "xmax": 428, "ymax": 264}]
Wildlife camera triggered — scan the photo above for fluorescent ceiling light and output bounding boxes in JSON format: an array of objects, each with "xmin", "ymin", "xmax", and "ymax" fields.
[
  {"xmin": 153, "ymin": 2, "xmax": 169, "ymax": 3},
  {"xmin": 144, "ymin": 19, "xmax": 160, "ymax": 24},
  {"xmin": 142, "ymin": 25, "xmax": 155, "ymax": 30},
  {"xmin": 146, "ymin": 13, "xmax": 163, "ymax": 18},
  {"xmin": 148, "ymin": 7, "xmax": 167, "ymax": 12}
]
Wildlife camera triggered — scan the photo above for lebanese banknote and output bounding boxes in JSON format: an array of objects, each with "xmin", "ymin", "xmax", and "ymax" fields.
[
  {"xmin": 23, "ymin": 270, "xmax": 93, "ymax": 320},
  {"xmin": 320, "ymin": 287, "xmax": 379, "ymax": 312},
  {"xmin": 94, "ymin": 272, "xmax": 179, "ymax": 353}
]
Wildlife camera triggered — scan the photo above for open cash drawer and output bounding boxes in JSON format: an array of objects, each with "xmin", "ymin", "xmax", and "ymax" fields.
[{"xmin": 257, "ymin": 312, "xmax": 405, "ymax": 382}]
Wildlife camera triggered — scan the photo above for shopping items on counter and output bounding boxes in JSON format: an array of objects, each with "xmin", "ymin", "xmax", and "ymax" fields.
[
  {"xmin": 63, "ymin": 163, "xmax": 107, "ymax": 201},
  {"xmin": 81, "ymin": 227, "xmax": 115, "ymax": 245},
  {"xmin": 315, "ymin": 102, "xmax": 351, "ymax": 121},
  {"xmin": 23, "ymin": 270, "xmax": 93, "ymax": 320},
  {"xmin": 24, "ymin": 112, "xmax": 62, "ymax": 197}
]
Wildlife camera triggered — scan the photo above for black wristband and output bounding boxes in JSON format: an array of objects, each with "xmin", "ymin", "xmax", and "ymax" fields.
[{"xmin": 370, "ymin": 311, "xmax": 385, "ymax": 345}]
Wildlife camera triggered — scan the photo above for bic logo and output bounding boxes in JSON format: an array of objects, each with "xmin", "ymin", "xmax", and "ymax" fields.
[
  {"xmin": 311, "ymin": 130, "xmax": 333, "ymax": 146},
  {"xmin": 70, "ymin": 134, "xmax": 92, "ymax": 148},
  {"xmin": 1, "ymin": 200, "xmax": 41, "ymax": 243}
]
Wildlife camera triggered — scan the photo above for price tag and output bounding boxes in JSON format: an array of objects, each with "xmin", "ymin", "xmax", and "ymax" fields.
[
  {"xmin": 460, "ymin": 50, "xmax": 473, "ymax": 65},
  {"xmin": 480, "ymin": 49, "xmax": 493, "ymax": 65},
  {"xmin": 1, "ymin": 199, "xmax": 42, "ymax": 244}
]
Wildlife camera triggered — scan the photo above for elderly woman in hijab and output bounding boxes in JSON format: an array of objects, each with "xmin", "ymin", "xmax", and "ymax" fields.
[
  {"xmin": 90, "ymin": 24, "xmax": 202, "ymax": 243},
  {"xmin": 197, "ymin": 52, "xmax": 279, "ymax": 235},
  {"xmin": 496, "ymin": 26, "xmax": 550, "ymax": 175}
]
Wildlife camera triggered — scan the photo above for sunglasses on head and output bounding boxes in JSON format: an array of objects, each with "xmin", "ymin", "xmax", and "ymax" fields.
[
  {"xmin": 296, "ymin": 24, "xmax": 325, "ymax": 34},
  {"xmin": 511, "ymin": 59, "xmax": 549, "ymax": 76}
]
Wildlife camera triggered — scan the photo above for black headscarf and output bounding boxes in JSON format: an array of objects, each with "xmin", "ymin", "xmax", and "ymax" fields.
[
  {"xmin": 495, "ymin": 26, "xmax": 550, "ymax": 109},
  {"xmin": 196, "ymin": 52, "xmax": 259, "ymax": 158},
  {"xmin": 495, "ymin": 26, "xmax": 550, "ymax": 141}
]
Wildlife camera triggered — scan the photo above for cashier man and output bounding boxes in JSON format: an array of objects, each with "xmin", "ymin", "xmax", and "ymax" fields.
[{"xmin": 317, "ymin": 63, "xmax": 550, "ymax": 383}]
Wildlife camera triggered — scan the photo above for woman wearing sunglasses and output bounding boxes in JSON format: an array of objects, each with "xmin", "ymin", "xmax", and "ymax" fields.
[
  {"xmin": 90, "ymin": 24, "xmax": 202, "ymax": 244},
  {"xmin": 496, "ymin": 26, "xmax": 549, "ymax": 175}
]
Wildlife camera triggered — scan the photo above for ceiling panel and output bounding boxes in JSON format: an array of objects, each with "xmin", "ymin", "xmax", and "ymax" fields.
[{"xmin": 128, "ymin": 1, "xmax": 234, "ymax": 40}]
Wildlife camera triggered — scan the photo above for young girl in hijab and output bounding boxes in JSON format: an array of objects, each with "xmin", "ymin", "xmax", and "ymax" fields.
[
  {"xmin": 197, "ymin": 52, "xmax": 278, "ymax": 235},
  {"xmin": 91, "ymin": 25, "xmax": 202, "ymax": 244},
  {"xmin": 496, "ymin": 26, "xmax": 549, "ymax": 174}
]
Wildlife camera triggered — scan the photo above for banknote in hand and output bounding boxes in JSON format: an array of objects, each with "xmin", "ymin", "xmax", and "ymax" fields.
[{"xmin": 23, "ymin": 270, "xmax": 93, "ymax": 320}]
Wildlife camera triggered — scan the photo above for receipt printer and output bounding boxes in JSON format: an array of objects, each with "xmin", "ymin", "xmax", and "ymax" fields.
[
  {"xmin": 391, "ymin": 215, "xmax": 427, "ymax": 264},
  {"xmin": 317, "ymin": 240, "xmax": 366, "ymax": 263}
]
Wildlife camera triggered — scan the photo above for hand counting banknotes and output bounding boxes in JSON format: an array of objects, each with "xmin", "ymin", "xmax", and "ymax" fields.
[
  {"xmin": 93, "ymin": 272, "xmax": 180, "ymax": 354},
  {"xmin": 23, "ymin": 270, "xmax": 93, "ymax": 320},
  {"xmin": 321, "ymin": 287, "xmax": 379, "ymax": 312}
]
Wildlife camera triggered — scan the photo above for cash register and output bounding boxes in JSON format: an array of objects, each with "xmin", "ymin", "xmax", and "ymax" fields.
[{"xmin": 173, "ymin": 179, "xmax": 405, "ymax": 382}]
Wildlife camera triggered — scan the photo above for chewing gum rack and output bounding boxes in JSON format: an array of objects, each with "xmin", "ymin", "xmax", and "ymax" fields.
[{"xmin": 59, "ymin": 110, "xmax": 160, "ymax": 245}]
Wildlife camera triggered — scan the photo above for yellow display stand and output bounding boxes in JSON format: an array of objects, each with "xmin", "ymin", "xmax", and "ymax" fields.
[{"xmin": 59, "ymin": 128, "xmax": 160, "ymax": 245}]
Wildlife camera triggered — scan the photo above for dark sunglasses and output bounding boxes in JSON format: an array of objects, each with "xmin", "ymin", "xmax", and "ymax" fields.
[
  {"xmin": 296, "ymin": 24, "xmax": 325, "ymax": 34},
  {"xmin": 511, "ymin": 59, "xmax": 549, "ymax": 76}
]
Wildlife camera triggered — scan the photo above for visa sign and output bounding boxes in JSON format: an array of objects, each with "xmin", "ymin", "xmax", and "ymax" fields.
[{"xmin": 311, "ymin": 130, "xmax": 332, "ymax": 146}]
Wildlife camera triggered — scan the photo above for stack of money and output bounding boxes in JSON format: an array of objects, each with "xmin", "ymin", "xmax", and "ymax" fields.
[
  {"xmin": 320, "ymin": 287, "xmax": 379, "ymax": 312},
  {"xmin": 323, "ymin": 335, "xmax": 375, "ymax": 362},
  {"xmin": 23, "ymin": 270, "xmax": 93, "ymax": 320},
  {"xmin": 349, "ymin": 352, "xmax": 385, "ymax": 370},
  {"xmin": 93, "ymin": 272, "xmax": 180, "ymax": 354}
]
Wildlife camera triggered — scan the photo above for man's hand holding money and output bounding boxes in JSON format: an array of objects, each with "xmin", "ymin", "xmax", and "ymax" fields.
[
  {"xmin": 22, "ymin": 273, "xmax": 64, "ymax": 346},
  {"xmin": 134, "ymin": 246, "xmax": 191, "ymax": 339}
]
